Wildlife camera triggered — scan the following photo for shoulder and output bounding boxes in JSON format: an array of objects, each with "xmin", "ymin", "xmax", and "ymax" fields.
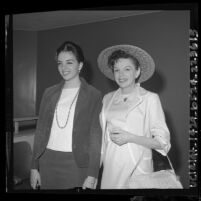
[
  {"xmin": 147, "ymin": 92, "xmax": 160, "ymax": 103},
  {"xmin": 86, "ymin": 83, "xmax": 102, "ymax": 96},
  {"xmin": 140, "ymin": 87, "xmax": 162, "ymax": 109},
  {"xmin": 46, "ymin": 83, "xmax": 60, "ymax": 92},
  {"xmin": 139, "ymin": 86, "xmax": 159, "ymax": 101},
  {"xmin": 43, "ymin": 83, "xmax": 61, "ymax": 96},
  {"xmin": 82, "ymin": 79, "xmax": 102, "ymax": 100},
  {"xmin": 102, "ymin": 90, "xmax": 116, "ymax": 103},
  {"xmin": 85, "ymin": 84, "xmax": 102, "ymax": 100}
]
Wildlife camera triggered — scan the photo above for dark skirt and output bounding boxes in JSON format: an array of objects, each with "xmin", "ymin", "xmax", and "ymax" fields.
[{"xmin": 39, "ymin": 148, "xmax": 87, "ymax": 189}]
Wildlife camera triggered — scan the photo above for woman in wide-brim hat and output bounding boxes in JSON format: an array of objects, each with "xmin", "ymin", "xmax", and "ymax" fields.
[{"xmin": 97, "ymin": 44, "xmax": 171, "ymax": 189}]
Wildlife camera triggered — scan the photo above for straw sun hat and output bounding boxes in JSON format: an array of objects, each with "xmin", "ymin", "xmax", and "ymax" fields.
[{"xmin": 97, "ymin": 45, "xmax": 155, "ymax": 83}]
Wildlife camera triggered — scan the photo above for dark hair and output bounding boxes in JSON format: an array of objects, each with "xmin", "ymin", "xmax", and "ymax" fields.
[
  {"xmin": 55, "ymin": 41, "xmax": 84, "ymax": 63},
  {"xmin": 108, "ymin": 49, "xmax": 140, "ymax": 71}
]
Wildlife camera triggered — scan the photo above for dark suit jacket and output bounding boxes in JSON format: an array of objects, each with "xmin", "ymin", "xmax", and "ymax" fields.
[{"xmin": 31, "ymin": 78, "xmax": 102, "ymax": 178}]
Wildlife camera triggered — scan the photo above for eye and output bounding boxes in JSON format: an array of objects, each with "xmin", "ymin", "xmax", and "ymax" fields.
[
  {"xmin": 67, "ymin": 61, "xmax": 73, "ymax": 65},
  {"xmin": 125, "ymin": 68, "xmax": 130, "ymax": 71},
  {"xmin": 114, "ymin": 69, "xmax": 119, "ymax": 72}
]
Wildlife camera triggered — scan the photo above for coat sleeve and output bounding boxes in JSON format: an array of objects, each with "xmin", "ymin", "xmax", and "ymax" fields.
[
  {"xmin": 148, "ymin": 93, "xmax": 171, "ymax": 156},
  {"xmin": 99, "ymin": 94, "xmax": 108, "ymax": 166},
  {"xmin": 87, "ymin": 92, "xmax": 103, "ymax": 178},
  {"xmin": 31, "ymin": 88, "xmax": 49, "ymax": 169}
]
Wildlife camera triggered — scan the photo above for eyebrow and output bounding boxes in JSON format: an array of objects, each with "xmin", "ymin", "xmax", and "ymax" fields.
[
  {"xmin": 114, "ymin": 65, "xmax": 132, "ymax": 69},
  {"xmin": 57, "ymin": 59, "xmax": 74, "ymax": 62}
]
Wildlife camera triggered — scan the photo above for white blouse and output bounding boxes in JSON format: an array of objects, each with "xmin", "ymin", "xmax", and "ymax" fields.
[{"xmin": 47, "ymin": 87, "xmax": 79, "ymax": 152}]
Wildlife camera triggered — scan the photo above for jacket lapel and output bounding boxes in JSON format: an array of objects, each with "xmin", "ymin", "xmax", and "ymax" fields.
[
  {"xmin": 49, "ymin": 81, "xmax": 64, "ymax": 116},
  {"xmin": 40, "ymin": 81, "xmax": 64, "ymax": 141},
  {"xmin": 48, "ymin": 78, "xmax": 88, "ymax": 126},
  {"xmin": 127, "ymin": 96, "xmax": 143, "ymax": 112},
  {"xmin": 73, "ymin": 78, "xmax": 88, "ymax": 125},
  {"xmin": 125, "ymin": 85, "xmax": 147, "ymax": 117},
  {"xmin": 42, "ymin": 79, "xmax": 88, "ymax": 143}
]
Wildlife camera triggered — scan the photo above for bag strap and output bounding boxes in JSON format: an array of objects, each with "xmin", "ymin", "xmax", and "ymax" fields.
[{"xmin": 166, "ymin": 155, "xmax": 176, "ymax": 173}]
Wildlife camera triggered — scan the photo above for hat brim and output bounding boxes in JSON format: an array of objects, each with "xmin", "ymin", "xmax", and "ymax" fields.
[{"xmin": 97, "ymin": 45, "xmax": 155, "ymax": 83}]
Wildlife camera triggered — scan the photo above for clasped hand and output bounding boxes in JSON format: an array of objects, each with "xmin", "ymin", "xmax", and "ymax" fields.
[{"xmin": 109, "ymin": 126, "xmax": 130, "ymax": 146}]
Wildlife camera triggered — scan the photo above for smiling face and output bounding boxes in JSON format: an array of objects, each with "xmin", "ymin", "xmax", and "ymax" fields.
[
  {"xmin": 57, "ymin": 51, "xmax": 83, "ymax": 83},
  {"xmin": 113, "ymin": 58, "xmax": 140, "ymax": 92}
]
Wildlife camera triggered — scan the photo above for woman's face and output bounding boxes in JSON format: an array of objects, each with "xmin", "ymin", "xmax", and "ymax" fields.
[
  {"xmin": 57, "ymin": 51, "xmax": 83, "ymax": 82},
  {"xmin": 113, "ymin": 58, "xmax": 140, "ymax": 89}
]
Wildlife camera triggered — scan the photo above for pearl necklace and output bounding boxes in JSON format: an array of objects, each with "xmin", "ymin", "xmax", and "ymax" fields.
[{"xmin": 55, "ymin": 87, "xmax": 80, "ymax": 129}]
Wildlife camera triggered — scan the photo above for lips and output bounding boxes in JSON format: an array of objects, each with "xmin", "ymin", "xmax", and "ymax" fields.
[
  {"xmin": 118, "ymin": 79, "xmax": 127, "ymax": 83},
  {"xmin": 62, "ymin": 71, "xmax": 70, "ymax": 76}
]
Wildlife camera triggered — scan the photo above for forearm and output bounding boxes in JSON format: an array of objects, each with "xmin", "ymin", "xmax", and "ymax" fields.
[{"xmin": 127, "ymin": 132, "xmax": 162, "ymax": 150}]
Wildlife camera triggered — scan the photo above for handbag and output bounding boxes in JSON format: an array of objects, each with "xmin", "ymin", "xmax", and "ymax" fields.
[{"xmin": 127, "ymin": 150, "xmax": 183, "ymax": 189}]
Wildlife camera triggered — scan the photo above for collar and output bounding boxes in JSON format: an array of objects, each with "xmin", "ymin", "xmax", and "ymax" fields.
[
  {"xmin": 49, "ymin": 77, "xmax": 89, "ymax": 113},
  {"xmin": 57, "ymin": 77, "xmax": 88, "ymax": 94},
  {"xmin": 113, "ymin": 83, "xmax": 147, "ymax": 104}
]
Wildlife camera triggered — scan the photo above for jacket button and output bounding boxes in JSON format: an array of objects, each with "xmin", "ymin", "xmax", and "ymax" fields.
[{"xmin": 73, "ymin": 145, "xmax": 76, "ymax": 149}]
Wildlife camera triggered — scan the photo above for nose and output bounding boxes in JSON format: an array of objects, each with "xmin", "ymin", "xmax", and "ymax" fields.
[
  {"xmin": 119, "ymin": 71, "xmax": 125, "ymax": 77},
  {"xmin": 60, "ymin": 63, "xmax": 68, "ymax": 70}
]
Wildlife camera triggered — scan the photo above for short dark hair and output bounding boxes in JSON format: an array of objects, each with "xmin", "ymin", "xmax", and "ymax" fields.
[
  {"xmin": 108, "ymin": 49, "xmax": 140, "ymax": 71},
  {"xmin": 55, "ymin": 41, "xmax": 84, "ymax": 63}
]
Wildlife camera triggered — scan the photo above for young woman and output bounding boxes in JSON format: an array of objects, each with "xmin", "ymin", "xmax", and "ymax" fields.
[
  {"xmin": 97, "ymin": 45, "xmax": 171, "ymax": 189},
  {"xmin": 30, "ymin": 41, "xmax": 102, "ymax": 189}
]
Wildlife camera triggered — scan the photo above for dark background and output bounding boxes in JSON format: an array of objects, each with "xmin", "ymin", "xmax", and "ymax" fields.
[{"xmin": 13, "ymin": 11, "xmax": 190, "ymax": 188}]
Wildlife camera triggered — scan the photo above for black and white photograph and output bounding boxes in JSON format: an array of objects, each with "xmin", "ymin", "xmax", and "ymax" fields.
[{"xmin": 5, "ymin": 4, "xmax": 199, "ymax": 200}]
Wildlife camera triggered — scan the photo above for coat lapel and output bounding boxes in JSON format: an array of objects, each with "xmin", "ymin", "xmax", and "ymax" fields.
[
  {"xmin": 125, "ymin": 85, "xmax": 147, "ymax": 117},
  {"xmin": 73, "ymin": 78, "xmax": 88, "ymax": 125},
  {"xmin": 48, "ymin": 78, "xmax": 88, "ymax": 126},
  {"xmin": 40, "ymin": 81, "xmax": 64, "ymax": 141},
  {"xmin": 49, "ymin": 81, "xmax": 64, "ymax": 116},
  {"xmin": 126, "ymin": 96, "xmax": 143, "ymax": 113},
  {"xmin": 42, "ymin": 79, "xmax": 88, "ymax": 143}
]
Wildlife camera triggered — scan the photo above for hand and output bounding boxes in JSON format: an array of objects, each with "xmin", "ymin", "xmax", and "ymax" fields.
[
  {"xmin": 109, "ymin": 127, "xmax": 131, "ymax": 146},
  {"xmin": 30, "ymin": 169, "xmax": 41, "ymax": 189},
  {"xmin": 82, "ymin": 176, "xmax": 97, "ymax": 189}
]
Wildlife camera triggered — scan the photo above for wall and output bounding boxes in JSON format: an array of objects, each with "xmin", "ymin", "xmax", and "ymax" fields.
[
  {"xmin": 13, "ymin": 30, "xmax": 37, "ymax": 118},
  {"xmin": 36, "ymin": 11, "xmax": 189, "ymax": 187}
]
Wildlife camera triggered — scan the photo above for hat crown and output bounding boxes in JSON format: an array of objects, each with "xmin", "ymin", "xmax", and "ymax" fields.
[{"xmin": 97, "ymin": 44, "xmax": 155, "ymax": 83}]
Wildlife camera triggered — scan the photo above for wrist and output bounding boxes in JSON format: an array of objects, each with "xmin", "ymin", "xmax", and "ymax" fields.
[{"xmin": 126, "ymin": 131, "xmax": 135, "ymax": 143}]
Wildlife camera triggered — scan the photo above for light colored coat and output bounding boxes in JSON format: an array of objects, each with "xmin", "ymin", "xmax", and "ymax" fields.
[{"xmin": 100, "ymin": 84, "xmax": 171, "ymax": 175}]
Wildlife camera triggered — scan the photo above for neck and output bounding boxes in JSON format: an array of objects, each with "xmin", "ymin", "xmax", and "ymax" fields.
[
  {"xmin": 120, "ymin": 83, "xmax": 138, "ymax": 95},
  {"xmin": 63, "ymin": 76, "xmax": 81, "ymax": 89}
]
